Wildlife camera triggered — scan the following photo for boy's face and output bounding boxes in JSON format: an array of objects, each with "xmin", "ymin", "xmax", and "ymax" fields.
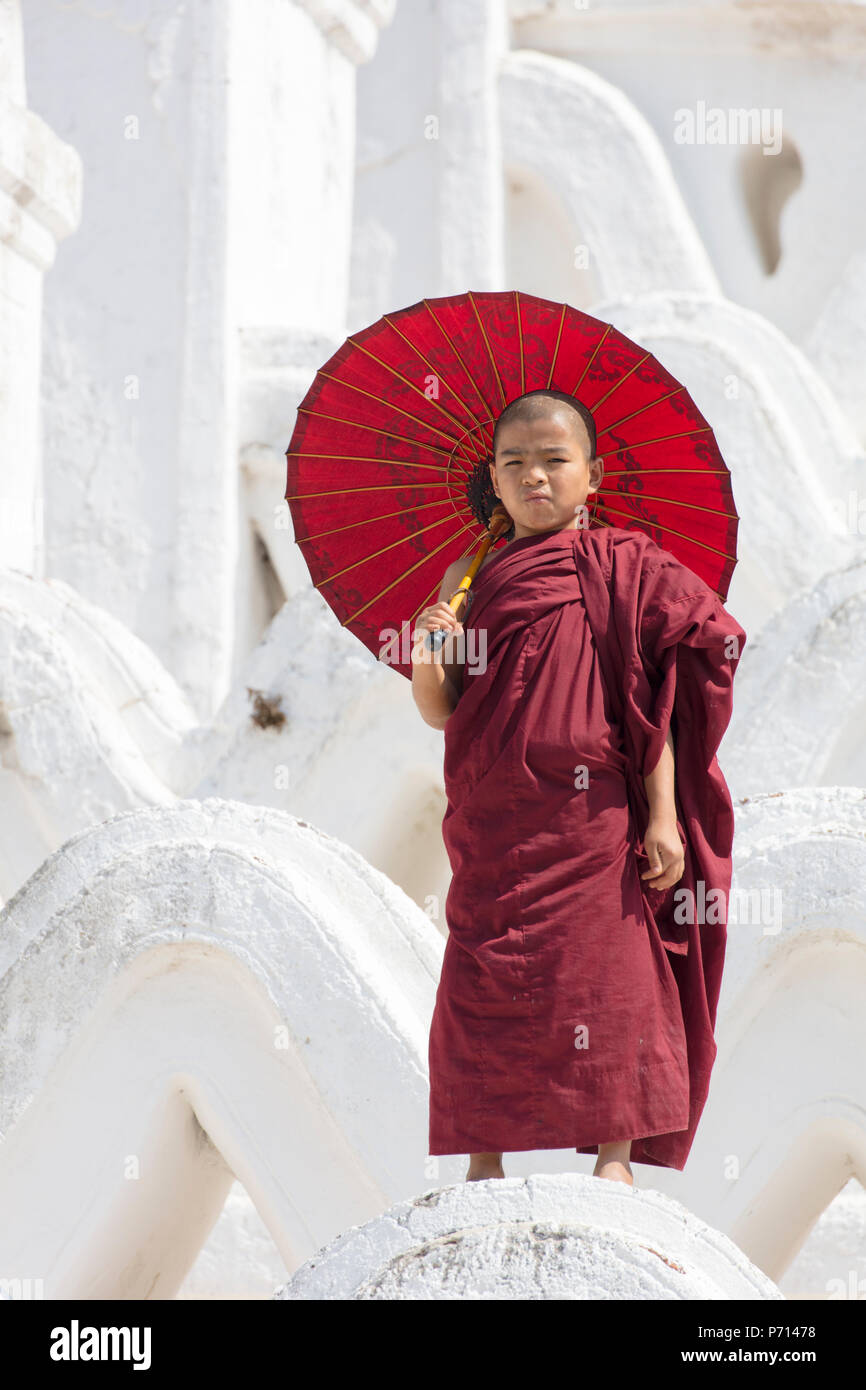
[{"xmin": 489, "ymin": 405, "xmax": 604, "ymax": 540}]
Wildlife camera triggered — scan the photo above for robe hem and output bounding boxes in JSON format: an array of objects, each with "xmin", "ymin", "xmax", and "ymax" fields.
[
  {"xmin": 429, "ymin": 1056, "xmax": 691, "ymax": 1156},
  {"xmin": 428, "ymin": 1107, "xmax": 691, "ymax": 1158},
  {"xmin": 428, "ymin": 1116, "xmax": 690, "ymax": 1159}
]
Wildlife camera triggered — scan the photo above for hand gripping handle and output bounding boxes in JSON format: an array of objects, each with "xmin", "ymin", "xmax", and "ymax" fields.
[{"xmin": 423, "ymin": 583, "xmax": 471, "ymax": 652}]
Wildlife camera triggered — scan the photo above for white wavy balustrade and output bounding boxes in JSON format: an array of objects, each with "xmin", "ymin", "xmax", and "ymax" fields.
[
  {"xmin": 0, "ymin": 570, "xmax": 197, "ymax": 904},
  {"xmin": 0, "ymin": 792, "xmax": 864, "ymax": 1295},
  {"xmin": 0, "ymin": 799, "xmax": 441, "ymax": 1298},
  {"xmin": 724, "ymin": 563, "xmax": 866, "ymax": 795}
]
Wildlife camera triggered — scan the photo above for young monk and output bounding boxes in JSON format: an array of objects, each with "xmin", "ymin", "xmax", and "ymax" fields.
[{"xmin": 411, "ymin": 389, "xmax": 746, "ymax": 1187}]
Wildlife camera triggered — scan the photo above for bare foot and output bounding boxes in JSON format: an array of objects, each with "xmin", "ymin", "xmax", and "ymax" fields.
[
  {"xmin": 466, "ymin": 1152, "xmax": 505, "ymax": 1182},
  {"xmin": 592, "ymin": 1158, "xmax": 634, "ymax": 1186}
]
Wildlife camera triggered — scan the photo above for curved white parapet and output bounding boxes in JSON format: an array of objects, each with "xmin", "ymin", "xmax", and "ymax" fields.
[
  {"xmin": 274, "ymin": 1172, "xmax": 784, "ymax": 1299},
  {"xmin": 583, "ymin": 292, "xmax": 862, "ymax": 643},
  {"xmin": 0, "ymin": 569, "xmax": 198, "ymax": 902},
  {"xmin": 192, "ymin": 588, "xmax": 454, "ymax": 916},
  {"xmin": 723, "ymin": 560, "xmax": 866, "ymax": 796},
  {"xmin": 777, "ymin": 1175, "xmax": 866, "ymax": 1300},
  {"xmin": 498, "ymin": 50, "xmax": 719, "ymax": 301},
  {"xmin": 0, "ymin": 798, "xmax": 443, "ymax": 1299},
  {"xmin": 2, "ymin": 788, "xmax": 866, "ymax": 1296},
  {"xmin": 804, "ymin": 247, "xmax": 866, "ymax": 445},
  {"xmin": 0, "ymin": 563, "xmax": 456, "ymax": 923},
  {"xmin": 666, "ymin": 787, "xmax": 866, "ymax": 1283}
]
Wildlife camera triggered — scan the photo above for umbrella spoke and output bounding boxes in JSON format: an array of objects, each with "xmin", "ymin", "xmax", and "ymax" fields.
[{"xmin": 344, "ymin": 519, "xmax": 483, "ymax": 626}]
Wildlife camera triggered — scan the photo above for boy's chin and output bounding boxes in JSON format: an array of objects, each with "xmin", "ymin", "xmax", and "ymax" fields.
[{"xmin": 514, "ymin": 519, "xmax": 563, "ymax": 537}]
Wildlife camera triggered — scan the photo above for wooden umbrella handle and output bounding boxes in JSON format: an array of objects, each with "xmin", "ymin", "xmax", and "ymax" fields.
[{"xmin": 424, "ymin": 505, "xmax": 512, "ymax": 651}]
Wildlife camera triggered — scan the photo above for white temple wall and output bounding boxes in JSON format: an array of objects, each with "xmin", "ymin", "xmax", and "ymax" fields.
[
  {"xmin": 23, "ymin": 0, "xmax": 393, "ymax": 720},
  {"xmin": 0, "ymin": 0, "xmax": 80, "ymax": 577},
  {"xmin": 349, "ymin": 0, "xmax": 507, "ymax": 330},
  {"xmin": 510, "ymin": 1, "xmax": 866, "ymax": 360}
]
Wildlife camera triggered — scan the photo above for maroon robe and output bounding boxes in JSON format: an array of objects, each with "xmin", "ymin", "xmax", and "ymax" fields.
[{"xmin": 427, "ymin": 523, "xmax": 747, "ymax": 1170}]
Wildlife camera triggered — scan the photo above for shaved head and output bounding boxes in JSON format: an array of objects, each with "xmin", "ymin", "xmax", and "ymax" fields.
[{"xmin": 493, "ymin": 390, "xmax": 597, "ymax": 461}]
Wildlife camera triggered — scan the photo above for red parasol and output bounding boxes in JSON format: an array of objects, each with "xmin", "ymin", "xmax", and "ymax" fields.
[{"xmin": 284, "ymin": 289, "xmax": 740, "ymax": 679}]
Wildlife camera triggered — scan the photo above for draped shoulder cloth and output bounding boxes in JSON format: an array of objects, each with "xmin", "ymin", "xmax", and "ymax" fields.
[{"xmin": 573, "ymin": 526, "xmax": 747, "ymax": 1166}]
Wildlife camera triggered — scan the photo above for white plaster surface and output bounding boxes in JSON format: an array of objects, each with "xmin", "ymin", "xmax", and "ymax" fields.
[
  {"xmin": 0, "ymin": 790, "xmax": 863, "ymax": 1296},
  {"xmin": 804, "ymin": 247, "xmax": 866, "ymax": 446},
  {"xmin": 499, "ymin": 50, "xmax": 719, "ymax": 302},
  {"xmin": 274, "ymin": 1172, "xmax": 785, "ymax": 1299},
  {"xmin": 0, "ymin": 568, "xmax": 196, "ymax": 904},
  {"xmin": 509, "ymin": 2, "xmax": 866, "ymax": 347},
  {"xmin": 23, "ymin": 0, "xmax": 393, "ymax": 717},
  {"xmin": 0, "ymin": 10, "xmax": 81, "ymax": 579},
  {"xmin": 0, "ymin": 798, "xmax": 443, "ymax": 1296},
  {"xmin": 724, "ymin": 560, "xmax": 866, "ymax": 796}
]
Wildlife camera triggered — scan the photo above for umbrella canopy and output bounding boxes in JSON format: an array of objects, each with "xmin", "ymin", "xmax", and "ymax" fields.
[{"xmin": 285, "ymin": 289, "xmax": 740, "ymax": 680}]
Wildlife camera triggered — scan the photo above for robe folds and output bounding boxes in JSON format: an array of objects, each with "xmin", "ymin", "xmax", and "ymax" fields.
[{"xmin": 427, "ymin": 523, "xmax": 747, "ymax": 1170}]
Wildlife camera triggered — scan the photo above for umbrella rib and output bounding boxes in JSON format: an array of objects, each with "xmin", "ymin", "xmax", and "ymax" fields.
[
  {"xmin": 317, "ymin": 511, "xmax": 481, "ymax": 590},
  {"xmin": 341, "ymin": 337, "xmax": 481, "ymax": 446},
  {"xmin": 286, "ymin": 483, "xmax": 460, "ymax": 502},
  {"xmin": 345, "ymin": 519, "xmax": 482, "ymax": 626},
  {"xmin": 599, "ymin": 491, "xmax": 736, "ymax": 520},
  {"xmin": 383, "ymin": 313, "xmax": 492, "ymax": 452},
  {"xmin": 420, "ymin": 300, "xmax": 500, "ymax": 439},
  {"xmin": 601, "ymin": 467, "xmax": 731, "ymax": 477},
  {"xmin": 589, "ymin": 351, "xmax": 655, "ymax": 411},
  {"xmin": 599, "ymin": 427, "xmax": 715, "ymax": 455},
  {"xmin": 515, "ymin": 289, "xmax": 526, "ymax": 396},
  {"xmin": 286, "ymin": 455, "xmax": 455, "ymax": 478},
  {"xmin": 467, "ymin": 290, "xmax": 509, "ymax": 410},
  {"xmin": 294, "ymin": 498, "xmax": 459, "ymax": 543},
  {"xmin": 571, "ymin": 322, "xmax": 613, "ymax": 394},
  {"xmin": 545, "ymin": 305, "xmax": 568, "ymax": 388},
  {"xmin": 307, "ymin": 378, "xmax": 466, "ymax": 452},
  {"xmin": 599, "ymin": 385, "xmax": 686, "ymax": 433},
  {"xmin": 598, "ymin": 500, "xmax": 735, "ymax": 560},
  {"xmin": 292, "ymin": 410, "xmax": 455, "ymax": 463}
]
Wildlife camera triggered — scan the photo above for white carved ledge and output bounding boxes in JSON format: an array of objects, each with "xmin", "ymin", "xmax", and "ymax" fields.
[
  {"xmin": 0, "ymin": 798, "xmax": 442, "ymax": 1296},
  {"xmin": 275, "ymin": 1172, "xmax": 784, "ymax": 1299}
]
